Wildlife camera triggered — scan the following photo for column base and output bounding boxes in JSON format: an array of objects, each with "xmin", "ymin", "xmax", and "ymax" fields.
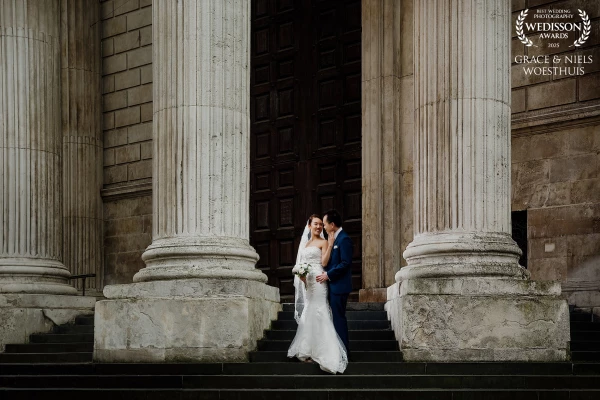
[
  {"xmin": 94, "ymin": 279, "xmax": 280, "ymax": 363},
  {"xmin": 386, "ymin": 277, "xmax": 570, "ymax": 362},
  {"xmin": 0, "ymin": 294, "xmax": 97, "ymax": 351}
]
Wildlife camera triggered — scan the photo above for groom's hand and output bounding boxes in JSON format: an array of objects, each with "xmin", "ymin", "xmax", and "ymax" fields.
[
  {"xmin": 315, "ymin": 272, "xmax": 329, "ymax": 283},
  {"xmin": 327, "ymin": 234, "xmax": 335, "ymax": 248}
]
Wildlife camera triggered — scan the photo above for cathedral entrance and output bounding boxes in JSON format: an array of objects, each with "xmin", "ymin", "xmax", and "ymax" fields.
[{"xmin": 249, "ymin": 0, "xmax": 362, "ymax": 302}]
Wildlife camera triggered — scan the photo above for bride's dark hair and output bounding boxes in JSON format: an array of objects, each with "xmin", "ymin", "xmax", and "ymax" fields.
[{"xmin": 307, "ymin": 214, "xmax": 322, "ymax": 225}]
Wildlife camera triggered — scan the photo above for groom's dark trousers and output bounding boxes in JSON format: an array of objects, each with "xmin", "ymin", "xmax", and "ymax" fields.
[{"xmin": 325, "ymin": 229, "xmax": 353, "ymax": 355}]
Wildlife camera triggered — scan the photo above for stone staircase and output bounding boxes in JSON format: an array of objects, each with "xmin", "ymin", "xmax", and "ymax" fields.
[
  {"xmin": 570, "ymin": 307, "xmax": 600, "ymax": 362},
  {"xmin": 1, "ymin": 304, "xmax": 600, "ymax": 399}
]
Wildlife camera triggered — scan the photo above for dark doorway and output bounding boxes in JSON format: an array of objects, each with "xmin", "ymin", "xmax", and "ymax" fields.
[
  {"xmin": 511, "ymin": 210, "xmax": 528, "ymax": 269},
  {"xmin": 250, "ymin": 0, "xmax": 362, "ymax": 302}
]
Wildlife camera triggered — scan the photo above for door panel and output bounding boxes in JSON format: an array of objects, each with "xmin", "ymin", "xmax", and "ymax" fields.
[{"xmin": 250, "ymin": 0, "xmax": 362, "ymax": 302}]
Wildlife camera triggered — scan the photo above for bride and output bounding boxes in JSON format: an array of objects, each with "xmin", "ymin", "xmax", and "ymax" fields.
[{"xmin": 287, "ymin": 214, "xmax": 348, "ymax": 374}]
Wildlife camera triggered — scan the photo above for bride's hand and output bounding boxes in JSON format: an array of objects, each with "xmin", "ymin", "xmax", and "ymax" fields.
[
  {"xmin": 327, "ymin": 234, "xmax": 335, "ymax": 248},
  {"xmin": 300, "ymin": 276, "xmax": 307, "ymax": 285}
]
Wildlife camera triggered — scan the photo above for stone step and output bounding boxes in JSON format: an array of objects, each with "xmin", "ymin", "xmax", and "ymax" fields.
[
  {"xmin": 570, "ymin": 313, "xmax": 596, "ymax": 322},
  {"xmin": 1, "ymin": 362, "xmax": 591, "ymax": 377},
  {"xmin": 2, "ymin": 374, "xmax": 600, "ymax": 390},
  {"xmin": 29, "ymin": 333, "xmax": 94, "ymax": 344},
  {"xmin": 265, "ymin": 329, "xmax": 395, "ymax": 341},
  {"xmin": 250, "ymin": 351, "xmax": 403, "ymax": 363},
  {"xmin": 4, "ymin": 343, "xmax": 93, "ymax": 354},
  {"xmin": 271, "ymin": 319, "xmax": 391, "ymax": 330},
  {"xmin": 3, "ymin": 389, "xmax": 599, "ymax": 400},
  {"xmin": 277, "ymin": 311, "xmax": 387, "ymax": 321},
  {"xmin": 571, "ymin": 322, "xmax": 600, "ymax": 331},
  {"xmin": 74, "ymin": 315, "xmax": 95, "ymax": 326},
  {"xmin": 257, "ymin": 339, "xmax": 399, "ymax": 351},
  {"xmin": 54, "ymin": 325, "xmax": 94, "ymax": 334},
  {"xmin": 572, "ymin": 351, "xmax": 600, "ymax": 362},
  {"xmin": 282, "ymin": 303, "xmax": 385, "ymax": 312},
  {"xmin": 571, "ymin": 341, "xmax": 600, "ymax": 351},
  {"xmin": 0, "ymin": 353, "xmax": 93, "ymax": 364},
  {"xmin": 571, "ymin": 331, "xmax": 600, "ymax": 342}
]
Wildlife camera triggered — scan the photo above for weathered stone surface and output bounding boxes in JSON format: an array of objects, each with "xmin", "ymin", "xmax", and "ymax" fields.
[
  {"xmin": 127, "ymin": 159, "xmax": 152, "ymax": 180},
  {"xmin": 527, "ymin": 80, "xmax": 577, "ymax": 110},
  {"xmin": 0, "ymin": 294, "xmax": 96, "ymax": 351},
  {"xmin": 114, "ymin": 68, "xmax": 141, "ymax": 91},
  {"xmin": 95, "ymin": 280, "xmax": 279, "ymax": 362},
  {"xmin": 115, "ymin": 144, "xmax": 141, "ymax": 164},
  {"xmin": 387, "ymin": 278, "xmax": 570, "ymax": 361},
  {"xmin": 127, "ymin": 46, "xmax": 152, "ymax": 68},
  {"xmin": 114, "ymin": 106, "xmax": 141, "ymax": 127},
  {"xmin": 361, "ymin": 0, "xmax": 406, "ymax": 299},
  {"xmin": 579, "ymin": 72, "xmax": 600, "ymax": 101}
]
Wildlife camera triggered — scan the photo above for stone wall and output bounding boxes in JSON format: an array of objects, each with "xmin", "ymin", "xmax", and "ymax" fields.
[
  {"xmin": 511, "ymin": 0, "xmax": 600, "ymax": 307},
  {"xmin": 98, "ymin": 0, "xmax": 600, "ymax": 308},
  {"xmin": 100, "ymin": 0, "xmax": 153, "ymax": 285}
]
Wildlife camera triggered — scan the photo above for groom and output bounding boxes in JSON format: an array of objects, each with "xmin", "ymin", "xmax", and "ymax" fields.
[{"xmin": 316, "ymin": 209, "xmax": 353, "ymax": 357}]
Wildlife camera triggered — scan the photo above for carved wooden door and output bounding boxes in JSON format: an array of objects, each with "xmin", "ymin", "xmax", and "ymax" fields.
[{"xmin": 250, "ymin": 0, "xmax": 362, "ymax": 302}]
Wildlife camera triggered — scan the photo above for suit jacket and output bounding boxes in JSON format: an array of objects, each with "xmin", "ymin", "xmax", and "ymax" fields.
[{"xmin": 325, "ymin": 229, "xmax": 353, "ymax": 294}]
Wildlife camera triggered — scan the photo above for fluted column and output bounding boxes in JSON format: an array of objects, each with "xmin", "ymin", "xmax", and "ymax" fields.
[
  {"xmin": 134, "ymin": 0, "xmax": 264, "ymax": 284},
  {"xmin": 94, "ymin": 0, "xmax": 279, "ymax": 363},
  {"xmin": 0, "ymin": 0, "xmax": 76, "ymax": 295},
  {"xmin": 360, "ymin": 0, "xmax": 404, "ymax": 302},
  {"xmin": 61, "ymin": 0, "xmax": 103, "ymax": 294},
  {"xmin": 386, "ymin": 0, "xmax": 569, "ymax": 362},
  {"xmin": 397, "ymin": 0, "xmax": 525, "ymax": 282}
]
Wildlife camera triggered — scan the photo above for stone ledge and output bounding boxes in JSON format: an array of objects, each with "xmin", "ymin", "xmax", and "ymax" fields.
[
  {"xmin": 392, "ymin": 278, "xmax": 561, "ymax": 297},
  {"xmin": 103, "ymin": 278, "xmax": 280, "ymax": 303},
  {"xmin": 402, "ymin": 348, "xmax": 568, "ymax": 362},
  {"xmin": 511, "ymin": 100, "xmax": 600, "ymax": 135},
  {"xmin": 101, "ymin": 181, "xmax": 152, "ymax": 201},
  {"xmin": 0, "ymin": 293, "xmax": 97, "ymax": 309},
  {"xmin": 0, "ymin": 294, "xmax": 97, "ymax": 351}
]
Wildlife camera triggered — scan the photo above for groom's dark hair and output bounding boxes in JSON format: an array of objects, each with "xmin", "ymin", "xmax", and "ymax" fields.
[{"xmin": 323, "ymin": 209, "xmax": 342, "ymax": 228}]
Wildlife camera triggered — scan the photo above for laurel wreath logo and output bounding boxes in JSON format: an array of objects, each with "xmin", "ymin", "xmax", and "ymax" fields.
[
  {"xmin": 571, "ymin": 9, "xmax": 591, "ymax": 47},
  {"xmin": 516, "ymin": 9, "xmax": 536, "ymax": 47}
]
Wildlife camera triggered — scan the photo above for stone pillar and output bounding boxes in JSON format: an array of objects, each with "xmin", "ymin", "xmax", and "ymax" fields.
[
  {"xmin": 360, "ymin": 0, "xmax": 413, "ymax": 303},
  {"xmin": 0, "ymin": 0, "xmax": 96, "ymax": 350},
  {"xmin": 61, "ymin": 0, "xmax": 104, "ymax": 296},
  {"xmin": 386, "ymin": 0, "xmax": 570, "ymax": 361},
  {"xmin": 94, "ymin": 0, "xmax": 280, "ymax": 363}
]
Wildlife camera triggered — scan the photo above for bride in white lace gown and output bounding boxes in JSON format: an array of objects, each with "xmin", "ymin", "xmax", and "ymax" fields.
[{"xmin": 287, "ymin": 215, "xmax": 348, "ymax": 374}]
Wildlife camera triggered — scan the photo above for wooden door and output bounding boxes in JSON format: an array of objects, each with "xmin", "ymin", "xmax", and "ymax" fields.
[{"xmin": 250, "ymin": 0, "xmax": 362, "ymax": 302}]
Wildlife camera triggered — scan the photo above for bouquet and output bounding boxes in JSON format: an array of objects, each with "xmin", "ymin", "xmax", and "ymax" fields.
[{"xmin": 292, "ymin": 263, "xmax": 311, "ymax": 278}]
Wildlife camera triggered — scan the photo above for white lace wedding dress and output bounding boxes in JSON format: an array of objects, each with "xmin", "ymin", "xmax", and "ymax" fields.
[{"xmin": 287, "ymin": 245, "xmax": 348, "ymax": 374}]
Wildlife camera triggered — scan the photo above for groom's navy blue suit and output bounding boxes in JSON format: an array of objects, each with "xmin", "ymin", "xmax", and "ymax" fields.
[{"xmin": 325, "ymin": 228, "xmax": 353, "ymax": 354}]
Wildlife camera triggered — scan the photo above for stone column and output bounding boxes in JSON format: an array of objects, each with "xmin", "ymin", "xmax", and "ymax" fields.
[
  {"xmin": 386, "ymin": 0, "xmax": 569, "ymax": 361},
  {"xmin": 94, "ymin": 0, "xmax": 280, "ymax": 363},
  {"xmin": 360, "ymin": 0, "xmax": 413, "ymax": 303},
  {"xmin": 0, "ymin": 0, "xmax": 96, "ymax": 350},
  {"xmin": 61, "ymin": 0, "xmax": 104, "ymax": 296}
]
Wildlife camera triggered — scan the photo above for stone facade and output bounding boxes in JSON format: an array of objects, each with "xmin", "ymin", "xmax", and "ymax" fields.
[
  {"xmin": 95, "ymin": 0, "xmax": 600, "ymax": 313},
  {"xmin": 100, "ymin": 0, "xmax": 153, "ymax": 285},
  {"xmin": 62, "ymin": 0, "xmax": 104, "ymax": 296},
  {"xmin": 510, "ymin": 0, "xmax": 600, "ymax": 309},
  {"xmin": 1, "ymin": 0, "xmax": 598, "ymax": 362}
]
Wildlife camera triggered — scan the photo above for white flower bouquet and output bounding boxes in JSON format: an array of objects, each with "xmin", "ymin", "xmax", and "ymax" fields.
[{"xmin": 292, "ymin": 263, "xmax": 311, "ymax": 278}]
